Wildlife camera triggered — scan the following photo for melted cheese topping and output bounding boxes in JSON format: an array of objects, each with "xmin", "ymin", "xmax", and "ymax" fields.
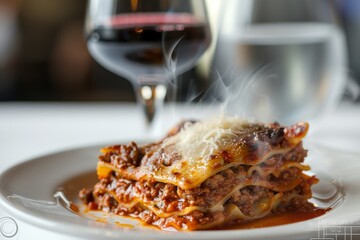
[{"xmin": 162, "ymin": 117, "xmax": 249, "ymax": 163}]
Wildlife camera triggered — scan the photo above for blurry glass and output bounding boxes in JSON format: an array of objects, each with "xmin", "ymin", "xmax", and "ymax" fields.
[
  {"xmin": 212, "ymin": 0, "xmax": 347, "ymax": 124},
  {"xmin": 0, "ymin": 3, "xmax": 18, "ymax": 100},
  {"xmin": 340, "ymin": 0, "xmax": 360, "ymax": 90},
  {"xmin": 86, "ymin": 0, "xmax": 211, "ymax": 133}
]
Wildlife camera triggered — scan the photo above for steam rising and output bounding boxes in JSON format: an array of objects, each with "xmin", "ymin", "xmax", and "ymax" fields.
[
  {"xmin": 160, "ymin": 30, "xmax": 281, "ymax": 123},
  {"xmin": 163, "ymin": 34, "xmax": 184, "ymax": 103},
  {"xmin": 160, "ymin": 26, "xmax": 359, "ymax": 127}
]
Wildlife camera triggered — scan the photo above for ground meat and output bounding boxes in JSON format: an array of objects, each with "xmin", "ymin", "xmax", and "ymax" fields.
[
  {"xmin": 178, "ymin": 166, "xmax": 247, "ymax": 208},
  {"xmin": 99, "ymin": 142, "xmax": 141, "ymax": 169},
  {"xmin": 91, "ymin": 193, "xmax": 117, "ymax": 212},
  {"xmin": 228, "ymin": 186, "xmax": 275, "ymax": 216},
  {"xmin": 139, "ymin": 145, "xmax": 182, "ymax": 170},
  {"xmin": 261, "ymin": 143, "xmax": 306, "ymax": 168},
  {"xmin": 276, "ymin": 167, "xmax": 301, "ymax": 181},
  {"xmin": 79, "ymin": 188, "xmax": 94, "ymax": 204},
  {"xmin": 114, "ymin": 179, "xmax": 134, "ymax": 203},
  {"xmin": 134, "ymin": 180, "xmax": 191, "ymax": 212},
  {"xmin": 139, "ymin": 209, "xmax": 160, "ymax": 224},
  {"xmin": 273, "ymin": 182, "xmax": 313, "ymax": 213}
]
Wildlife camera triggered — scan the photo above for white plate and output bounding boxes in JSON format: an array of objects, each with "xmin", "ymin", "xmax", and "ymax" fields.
[{"xmin": 0, "ymin": 143, "xmax": 359, "ymax": 240}]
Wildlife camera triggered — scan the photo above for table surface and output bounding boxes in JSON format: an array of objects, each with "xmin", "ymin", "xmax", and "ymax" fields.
[{"xmin": 0, "ymin": 102, "xmax": 359, "ymax": 240}]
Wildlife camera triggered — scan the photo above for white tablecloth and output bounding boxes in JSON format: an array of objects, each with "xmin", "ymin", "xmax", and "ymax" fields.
[{"xmin": 0, "ymin": 102, "xmax": 359, "ymax": 239}]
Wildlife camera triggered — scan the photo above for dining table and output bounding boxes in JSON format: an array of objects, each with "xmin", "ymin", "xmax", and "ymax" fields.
[{"xmin": 0, "ymin": 101, "xmax": 359, "ymax": 240}]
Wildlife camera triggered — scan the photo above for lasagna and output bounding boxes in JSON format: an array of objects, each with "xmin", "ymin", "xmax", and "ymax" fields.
[{"xmin": 79, "ymin": 117, "xmax": 318, "ymax": 230}]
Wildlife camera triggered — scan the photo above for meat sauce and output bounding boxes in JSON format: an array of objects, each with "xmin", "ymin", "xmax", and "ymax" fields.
[
  {"xmin": 214, "ymin": 208, "xmax": 329, "ymax": 230},
  {"xmin": 80, "ymin": 201, "xmax": 329, "ymax": 231}
]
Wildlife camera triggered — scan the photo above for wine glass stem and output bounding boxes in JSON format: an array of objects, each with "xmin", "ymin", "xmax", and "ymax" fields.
[{"xmin": 135, "ymin": 84, "xmax": 167, "ymax": 131}]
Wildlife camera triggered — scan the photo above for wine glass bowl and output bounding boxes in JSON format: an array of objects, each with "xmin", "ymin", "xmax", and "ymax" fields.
[{"xmin": 86, "ymin": 0, "xmax": 211, "ymax": 129}]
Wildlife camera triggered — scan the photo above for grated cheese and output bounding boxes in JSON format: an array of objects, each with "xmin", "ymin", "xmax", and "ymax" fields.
[{"xmin": 162, "ymin": 116, "xmax": 250, "ymax": 163}]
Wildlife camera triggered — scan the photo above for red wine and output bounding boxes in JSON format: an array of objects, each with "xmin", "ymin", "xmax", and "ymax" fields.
[{"xmin": 88, "ymin": 13, "xmax": 211, "ymax": 84}]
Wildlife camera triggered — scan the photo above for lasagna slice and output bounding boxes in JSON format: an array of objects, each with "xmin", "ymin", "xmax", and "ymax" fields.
[{"xmin": 79, "ymin": 117, "xmax": 318, "ymax": 230}]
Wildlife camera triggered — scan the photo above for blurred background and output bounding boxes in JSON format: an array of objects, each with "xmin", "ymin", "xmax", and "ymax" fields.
[{"xmin": 0, "ymin": 0, "xmax": 359, "ymax": 102}]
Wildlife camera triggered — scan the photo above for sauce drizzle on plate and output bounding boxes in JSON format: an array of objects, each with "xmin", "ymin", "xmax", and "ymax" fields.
[{"xmin": 215, "ymin": 208, "xmax": 329, "ymax": 230}]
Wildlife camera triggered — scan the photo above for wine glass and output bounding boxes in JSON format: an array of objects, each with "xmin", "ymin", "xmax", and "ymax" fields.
[
  {"xmin": 212, "ymin": 0, "xmax": 347, "ymax": 125},
  {"xmin": 85, "ymin": 0, "xmax": 211, "ymax": 133}
]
